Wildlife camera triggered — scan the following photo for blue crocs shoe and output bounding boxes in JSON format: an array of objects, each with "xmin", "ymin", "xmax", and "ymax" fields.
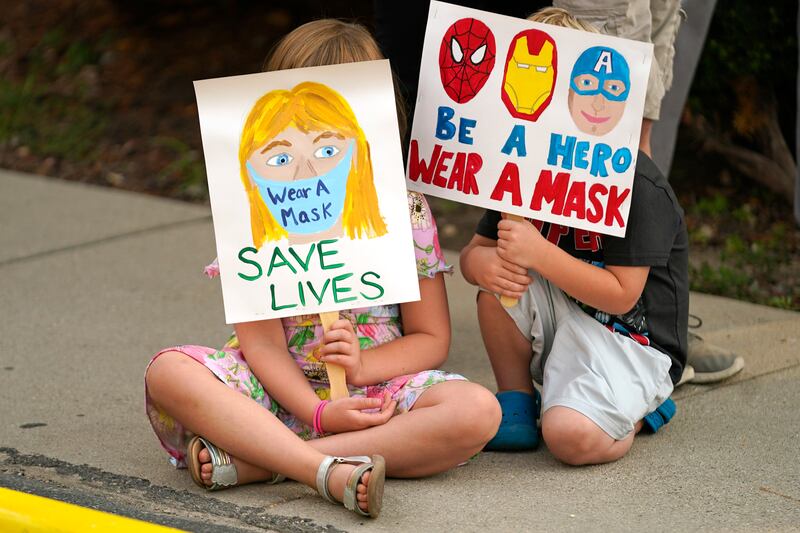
[
  {"xmin": 642, "ymin": 398, "xmax": 677, "ymax": 433},
  {"xmin": 484, "ymin": 390, "xmax": 541, "ymax": 451}
]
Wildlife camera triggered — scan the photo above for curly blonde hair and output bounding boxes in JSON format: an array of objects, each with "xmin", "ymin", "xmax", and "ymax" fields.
[{"xmin": 527, "ymin": 7, "xmax": 600, "ymax": 33}]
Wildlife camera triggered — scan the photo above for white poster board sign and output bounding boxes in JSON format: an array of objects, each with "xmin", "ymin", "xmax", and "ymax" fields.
[
  {"xmin": 407, "ymin": 1, "xmax": 653, "ymax": 237},
  {"xmin": 195, "ymin": 60, "xmax": 419, "ymax": 324}
]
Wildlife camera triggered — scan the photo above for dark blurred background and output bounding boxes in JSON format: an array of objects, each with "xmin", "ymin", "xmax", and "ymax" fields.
[{"xmin": 0, "ymin": 0, "xmax": 797, "ymax": 309}]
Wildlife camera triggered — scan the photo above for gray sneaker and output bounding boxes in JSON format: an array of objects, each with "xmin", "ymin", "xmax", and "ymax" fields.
[
  {"xmin": 686, "ymin": 332, "xmax": 745, "ymax": 384},
  {"xmin": 675, "ymin": 364, "xmax": 695, "ymax": 387}
]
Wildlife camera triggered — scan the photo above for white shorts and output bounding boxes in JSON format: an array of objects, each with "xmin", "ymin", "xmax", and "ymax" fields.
[{"xmin": 503, "ymin": 272, "xmax": 674, "ymax": 440}]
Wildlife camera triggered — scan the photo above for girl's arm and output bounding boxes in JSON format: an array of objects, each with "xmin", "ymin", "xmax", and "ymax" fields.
[
  {"xmin": 235, "ymin": 319, "xmax": 321, "ymax": 425},
  {"xmin": 321, "ymin": 273, "xmax": 451, "ymax": 386},
  {"xmin": 235, "ymin": 319, "xmax": 397, "ymax": 432}
]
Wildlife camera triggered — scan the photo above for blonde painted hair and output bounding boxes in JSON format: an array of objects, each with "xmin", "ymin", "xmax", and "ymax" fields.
[
  {"xmin": 527, "ymin": 7, "xmax": 600, "ymax": 33},
  {"xmin": 242, "ymin": 20, "xmax": 398, "ymax": 247},
  {"xmin": 264, "ymin": 19, "xmax": 408, "ymax": 140}
]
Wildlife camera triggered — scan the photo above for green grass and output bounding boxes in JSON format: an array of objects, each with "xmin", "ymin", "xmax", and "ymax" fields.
[
  {"xmin": 151, "ymin": 136, "xmax": 208, "ymax": 200},
  {"xmin": 689, "ymin": 221, "xmax": 799, "ymax": 310},
  {"xmin": 0, "ymin": 35, "xmax": 13, "ymax": 58},
  {"xmin": 0, "ymin": 28, "xmax": 107, "ymax": 161},
  {"xmin": 684, "ymin": 180, "xmax": 799, "ymax": 311},
  {"xmin": 0, "ymin": 75, "xmax": 106, "ymax": 160},
  {"xmin": 693, "ymin": 193, "xmax": 729, "ymax": 217}
]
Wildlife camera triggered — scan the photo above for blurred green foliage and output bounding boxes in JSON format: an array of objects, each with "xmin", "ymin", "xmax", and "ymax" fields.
[
  {"xmin": 689, "ymin": 215, "xmax": 798, "ymax": 309},
  {"xmin": 0, "ymin": 29, "xmax": 107, "ymax": 160},
  {"xmin": 693, "ymin": 193, "xmax": 729, "ymax": 217},
  {"xmin": 689, "ymin": 0, "xmax": 797, "ymax": 137},
  {"xmin": 698, "ymin": 1, "xmax": 796, "ymax": 80},
  {"xmin": 682, "ymin": 1, "xmax": 798, "ymax": 311},
  {"xmin": 152, "ymin": 136, "xmax": 208, "ymax": 200}
]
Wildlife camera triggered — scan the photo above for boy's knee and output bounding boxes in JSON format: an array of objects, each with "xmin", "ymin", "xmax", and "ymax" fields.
[{"xmin": 541, "ymin": 407, "xmax": 613, "ymax": 465}]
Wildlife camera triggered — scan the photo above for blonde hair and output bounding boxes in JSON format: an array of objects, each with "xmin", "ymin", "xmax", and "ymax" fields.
[
  {"xmin": 527, "ymin": 7, "xmax": 600, "ymax": 33},
  {"xmin": 242, "ymin": 20, "xmax": 399, "ymax": 247},
  {"xmin": 240, "ymin": 82, "xmax": 387, "ymax": 246},
  {"xmin": 264, "ymin": 19, "xmax": 407, "ymax": 140}
]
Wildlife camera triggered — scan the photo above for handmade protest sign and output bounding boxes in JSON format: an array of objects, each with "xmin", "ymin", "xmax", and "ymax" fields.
[
  {"xmin": 195, "ymin": 60, "xmax": 419, "ymax": 398},
  {"xmin": 407, "ymin": 1, "xmax": 652, "ymax": 239}
]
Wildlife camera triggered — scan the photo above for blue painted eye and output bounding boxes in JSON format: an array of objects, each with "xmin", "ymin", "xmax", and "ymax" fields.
[
  {"xmin": 582, "ymin": 79, "xmax": 592, "ymax": 86},
  {"xmin": 314, "ymin": 145, "xmax": 340, "ymax": 159},
  {"xmin": 266, "ymin": 153, "xmax": 293, "ymax": 167}
]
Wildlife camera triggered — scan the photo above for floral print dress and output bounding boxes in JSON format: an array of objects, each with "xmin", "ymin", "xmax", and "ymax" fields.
[{"xmin": 145, "ymin": 192, "xmax": 465, "ymax": 468}]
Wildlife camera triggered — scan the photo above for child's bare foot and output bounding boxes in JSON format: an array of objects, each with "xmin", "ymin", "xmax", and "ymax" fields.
[
  {"xmin": 326, "ymin": 464, "xmax": 372, "ymax": 513},
  {"xmin": 196, "ymin": 446, "xmax": 276, "ymax": 487}
]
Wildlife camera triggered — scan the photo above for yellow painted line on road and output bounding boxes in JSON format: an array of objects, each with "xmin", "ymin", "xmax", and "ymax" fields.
[{"xmin": 0, "ymin": 487, "xmax": 185, "ymax": 532}]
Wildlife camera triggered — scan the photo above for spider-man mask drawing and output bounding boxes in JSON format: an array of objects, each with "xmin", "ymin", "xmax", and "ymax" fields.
[{"xmin": 438, "ymin": 18, "xmax": 496, "ymax": 104}]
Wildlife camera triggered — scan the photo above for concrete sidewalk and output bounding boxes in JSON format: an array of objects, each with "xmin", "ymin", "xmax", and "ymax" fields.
[{"xmin": 1, "ymin": 169, "xmax": 799, "ymax": 532}]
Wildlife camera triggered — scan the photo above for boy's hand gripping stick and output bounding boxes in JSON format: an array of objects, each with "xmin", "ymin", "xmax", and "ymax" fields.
[
  {"xmin": 319, "ymin": 311, "xmax": 349, "ymax": 400},
  {"xmin": 499, "ymin": 214, "xmax": 523, "ymax": 308}
]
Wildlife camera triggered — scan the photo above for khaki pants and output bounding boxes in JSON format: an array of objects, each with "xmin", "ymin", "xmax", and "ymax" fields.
[{"xmin": 554, "ymin": 0, "xmax": 683, "ymax": 120}]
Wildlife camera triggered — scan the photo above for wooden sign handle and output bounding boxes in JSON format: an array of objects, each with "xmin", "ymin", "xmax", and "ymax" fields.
[
  {"xmin": 319, "ymin": 311, "xmax": 349, "ymax": 400},
  {"xmin": 499, "ymin": 213, "xmax": 524, "ymax": 308}
]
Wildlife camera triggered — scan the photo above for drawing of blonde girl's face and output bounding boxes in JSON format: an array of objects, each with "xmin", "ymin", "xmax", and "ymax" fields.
[
  {"xmin": 246, "ymin": 127, "xmax": 353, "ymax": 182},
  {"xmin": 245, "ymin": 125, "xmax": 356, "ymax": 243},
  {"xmin": 239, "ymin": 82, "xmax": 387, "ymax": 247}
]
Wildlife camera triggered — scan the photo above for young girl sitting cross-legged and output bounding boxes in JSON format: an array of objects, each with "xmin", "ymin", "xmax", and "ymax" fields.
[{"xmin": 144, "ymin": 19, "xmax": 501, "ymax": 519}]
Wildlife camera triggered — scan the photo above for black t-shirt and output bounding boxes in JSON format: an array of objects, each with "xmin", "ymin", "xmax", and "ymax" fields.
[{"xmin": 476, "ymin": 154, "xmax": 688, "ymax": 384}]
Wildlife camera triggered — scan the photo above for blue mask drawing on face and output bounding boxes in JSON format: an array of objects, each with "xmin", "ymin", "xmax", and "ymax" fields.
[
  {"xmin": 569, "ymin": 46, "xmax": 630, "ymax": 102},
  {"xmin": 247, "ymin": 141, "xmax": 353, "ymax": 235}
]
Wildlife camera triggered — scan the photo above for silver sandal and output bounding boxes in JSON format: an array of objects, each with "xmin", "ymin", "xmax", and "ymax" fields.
[
  {"xmin": 187, "ymin": 436, "xmax": 285, "ymax": 491},
  {"xmin": 316, "ymin": 455, "xmax": 386, "ymax": 518}
]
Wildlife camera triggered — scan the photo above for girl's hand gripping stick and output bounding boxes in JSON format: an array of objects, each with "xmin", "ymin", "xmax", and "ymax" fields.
[{"xmin": 319, "ymin": 311, "xmax": 349, "ymax": 400}]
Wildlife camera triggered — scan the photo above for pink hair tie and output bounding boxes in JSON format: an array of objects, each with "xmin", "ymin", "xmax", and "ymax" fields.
[{"xmin": 313, "ymin": 400, "xmax": 330, "ymax": 435}]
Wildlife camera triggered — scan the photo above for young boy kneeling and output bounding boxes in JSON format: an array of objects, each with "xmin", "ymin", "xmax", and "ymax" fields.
[{"xmin": 460, "ymin": 8, "xmax": 688, "ymax": 466}]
